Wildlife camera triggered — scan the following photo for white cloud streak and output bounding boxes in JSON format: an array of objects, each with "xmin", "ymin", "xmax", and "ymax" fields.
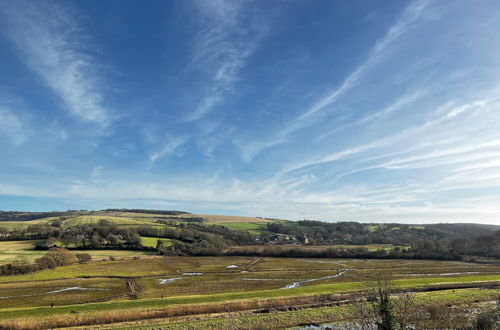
[
  {"xmin": 0, "ymin": 107, "xmax": 25, "ymax": 144},
  {"xmin": 0, "ymin": 0, "xmax": 111, "ymax": 124},
  {"xmin": 297, "ymin": 0, "xmax": 428, "ymax": 119},
  {"xmin": 236, "ymin": 0, "xmax": 429, "ymax": 161},
  {"xmin": 185, "ymin": 0, "xmax": 267, "ymax": 121},
  {"xmin": 278, "ymin": 97, "xmax": 495, "ymax": 176},
  {"xmin": 150, "ymin": 136, "xmax": 188, "ymax": 162},
  {"xmin": 2, "ymin": 175, "xmax": 499, "ymax": 224}
]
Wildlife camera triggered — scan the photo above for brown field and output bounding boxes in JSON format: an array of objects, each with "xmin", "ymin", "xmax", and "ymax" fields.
[
  {"xmin": 0, "ymin": 256, "xmax": 499, "ymax": 329},
  {"xmin": 179, "ymin": 213, "xmax": 273, "ymax": 223}
]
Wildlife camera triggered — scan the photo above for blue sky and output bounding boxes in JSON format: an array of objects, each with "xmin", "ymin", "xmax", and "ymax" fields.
[{"xmin": 1, "ymin": 0, "xmax": 500, "ymax": 224}]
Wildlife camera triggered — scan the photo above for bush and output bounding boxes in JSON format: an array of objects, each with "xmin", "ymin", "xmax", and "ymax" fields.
[
  {"xmin": 75, "ymin": 253, "xmax": 92, "ymax": 264},
  {"xmin": 46, "ymin": 248, "xmax": 78, "ymax": 266},
  {"xmin": 35, "ymin": 255, "xmax": 57, "ymax": 270},
  {"xmin": 473, "ymin": 301, "xmax": 500, "ymax": 330}
]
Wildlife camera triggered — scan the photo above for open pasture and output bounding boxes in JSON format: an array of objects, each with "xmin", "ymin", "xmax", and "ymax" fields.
[
  {"xmin": 0, "ymin": 219, "xmax": 53, "ymax": 230},
  {"xmin": 1, "ymin": 257, "xmax": 499, "ymax": 300},
  {"xmin": 0, "ymin": 240, "xmax": 155, "ymax": 265},
  {"xmin": 0, "ymin": 213, "xmax": 166, "ymax": 231},
  {"xmin": 61, "ymin": 215, "xmax": 161, "ymax": 228},
  {"xmin": 140, "ymin": 237, "xmax": 172, "ymax": 248},
  {"xmin": 0, "ymin": 256, "xmax": 254, "ymax": 283},
  {"xmin": 178, "ymin": 214, "xmax": 272, "ymax": 223},
  {"xmin": 0, "ymin": 240, "xmax": 43, "ymax": 264},
  {"xmin": 215, "ymin": 221, "xmax": 267, "ymax": 233},
  {"xmin": 101, "ymin": 211, "xmax": 274, "ymax": 225},
  {"xmin": 0, "ymin": 278, "xmax": 125, "ymax": 309},
  {"xmin": 102, "ymin": 288, "xmax": 500, "ymax": 330},
  {"xmin": 135, "ymin": 258, "xmax": 500, "ymax": 298},
  {"xmin": 0, "ymin": 256, "xmax": 498, "ymax": 329}
]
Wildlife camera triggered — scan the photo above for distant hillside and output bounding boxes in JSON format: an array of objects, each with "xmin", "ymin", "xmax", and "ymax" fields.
[
  {"xmin": 425, "ymin": 223, "xmax": 500, "ymax": 238},
  {"xmin": 103, "ymin": 209, "xmax": 190, "ymax": 216},
  {"xmin": 0, "ymin": 209, "xmax": 190, "ymax": 222},
  {"xmin": 0, "ymin": 210, "xmax": 88, "ymax": 221},
  {"xmin": 176, "ymin": 213, "xmax": 273, "ymax": 223},
  {"xmin": 0, "ymin": 209, "xmax": 498, "ymax": 260}
]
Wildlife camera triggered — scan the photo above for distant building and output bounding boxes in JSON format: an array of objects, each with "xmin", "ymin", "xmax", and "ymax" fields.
[{"xmin": 267, "ymin": 233, "xmax": 299, "ymax": 245}]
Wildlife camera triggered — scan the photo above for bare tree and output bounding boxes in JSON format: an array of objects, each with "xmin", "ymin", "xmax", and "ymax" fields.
[
  {"xmin": 351, "ymin": 278, "xmax": 415, "ymax": 330},
  {"xmin": 472, "ymin": 297, "xmax": 500, "ymax": 330}
]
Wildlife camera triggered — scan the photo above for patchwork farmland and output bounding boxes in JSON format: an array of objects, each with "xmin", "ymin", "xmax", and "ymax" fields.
[{"xmin": 0, "ymin": 210, "xmax": 499, "ymax": 329}]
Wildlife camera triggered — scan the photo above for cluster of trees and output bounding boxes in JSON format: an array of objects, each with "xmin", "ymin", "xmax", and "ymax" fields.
[
  {"xmin": 409, "ymin": 232, "xmax": 500, "ymax": 259},
  {"xmin": 1, "ymin": 223, "xmax": 63, "ymax": 240},
  {"xmin": 225, "ymin": 245, "xmax": 461, "ymax": 260},
  {"xmin": 1, "ymin": 209, "xmax": 499, "ymax": 261},
  {"xmin": 266, "ymin": 221, "xmax": 367, "ymax": 245},
  {"xmin": 265, "ymin": 221, "xmax": 500, "ymax": 260},
  {"xmin": 0, "ymin": 248, "xmax": 91, "ymax": 276},
  {"xmin": 156, "ymin": 217, "xmax": 205, "ymax": 224},
  {"xmin": 151, "ymin": 223, "xmax": 257, "ymax": 256},
  {"xmin": 32, "ymin": 220, "xmax": 143, "ymax": 250},
  {"xmin": 139, "ymin": 223, "xmax": 255, "ymax": 244}
]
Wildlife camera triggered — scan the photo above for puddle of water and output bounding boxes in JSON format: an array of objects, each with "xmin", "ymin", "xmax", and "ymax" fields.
[
  {"xmin": 182, "ymin": 272, "xmax": 203, "ymax": 275},
  {"xmin": 0, "ymin": 286, "xmax": 108, "ymax": 299},
  {"xmin": 291, "ymin": 323, "xmax": 361, "ymax": 329},
  {"xmin": 0, "ymin": 293, "xmax": 36, "ymax": 299},
  {"xmin": 47, "ymin": 287, "xmax": 91, "ymax": 294},
  {"xmin": 158, "ymin": 277, "xmax": 184, "ymax": 285},
  {"xmin": 282, "ymin": 269, "xmax": 352, "ymax": 289},
  {"xmin": 284, "ymin": 282, "xmax": 301, "ymax": 289},
  {"xmin": 226, "ymin": 265, "xmax": 239, "ymax": 268}
]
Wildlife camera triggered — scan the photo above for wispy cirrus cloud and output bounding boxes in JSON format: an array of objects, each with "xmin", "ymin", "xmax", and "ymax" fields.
[
  {"xmin": 0, "ymin": 0, "xmax": 111, "ymax": 124},
  {"xmin": 149, "ymin": 135, "xmax": 188, "ymax": 162},
  {"xmin": 3, "ymin": 173, "xmax": 500, "ymax": 224},
  {"xmin": 0, "ymin": 106, "xmax": 25, "ymax": 144},
  {"xmin": 298, "ymin": 0, "xmax": 428, "ymax": 120},
  {"xmin": 1, "ymin": 1, "xmax": 500, "ymax": 224},
  {"xmin": 317, "ymin": 90, "xmax": 425, "ymax": 141},
  {"xmin": 236, "ymin": 0, "xmax": 429, "ymax": 161},
  {"xmin": 185, "ymin": 0, "xmax": 268, "ymax": 121},
  {"xmin": 278, "ymin": 97, "xmax": 496, "ymax": 177}
]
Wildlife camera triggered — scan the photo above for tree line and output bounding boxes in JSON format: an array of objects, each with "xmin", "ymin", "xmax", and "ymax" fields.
[
  {"xmin": 1, "ymin": 214, "xmax": 499, "ymax": 261},
  {"xmin": 0, "ymin": 248, "xmax": 91, "ymax": 276}
]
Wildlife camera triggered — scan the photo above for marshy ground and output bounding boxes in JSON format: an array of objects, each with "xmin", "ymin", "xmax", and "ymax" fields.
[{"xmin": 0, "ymin": 256, "xmax": 498, "ymax": 329}]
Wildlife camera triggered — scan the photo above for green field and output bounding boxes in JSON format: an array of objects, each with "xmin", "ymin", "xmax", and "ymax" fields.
[
  {"xmin": 0, "ymin": 255, "xmax": 498, "ymax": 329},
  {"xmin": 62, "ymin": 215, "xmax": 163, "ymax": 228},
  {"xmin": 140, "ymin": 237, "xmax": 172, "ymax": 248},
  {"xmin": 106, "ymin": 288, "xmax": 500, "ymax": 330},
  {"xmin": 0, "ymin": 240, "xmax": 44, "ymax": 263},
  {"xmin": 214, "ymin": 221, "xmax": 267, "ymax": 233},
  {"xmin": 0, "ymin": 240, "xmax": 155, "ymax": 265},
  {"xmin": 0, "ymin": 219, "xmax": 53, "ymax": 230}
]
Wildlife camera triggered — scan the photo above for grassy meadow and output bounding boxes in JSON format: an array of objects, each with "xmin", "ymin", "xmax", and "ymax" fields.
[
  {"xmin": 0, "ymin": 240, "xmax": 155, "ymax": 264},
  {"xmin": 0, "ymin": 255, "xmax": 498, "ymax": 329}
]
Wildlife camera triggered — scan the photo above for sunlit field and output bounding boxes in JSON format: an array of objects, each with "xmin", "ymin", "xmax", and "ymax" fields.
[
  {"xmin": 0, "ymin": 240, "xmax": 155, "ymax": 264},
  {"xmin": 0, "ymin": 256, "xmax": 498, "ymax": 329}
]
